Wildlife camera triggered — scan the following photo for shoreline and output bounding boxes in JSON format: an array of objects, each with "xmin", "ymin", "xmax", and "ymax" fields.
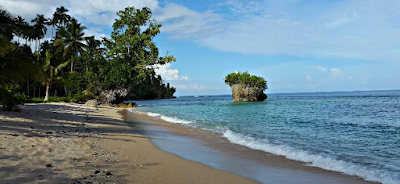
[
  {"xmin": 0, "ymin": 103, "xmax": 256, "ymax": 184},
  {"xmin": 126, "ymin": 109, "xmax": 375, "ymax": 184}
]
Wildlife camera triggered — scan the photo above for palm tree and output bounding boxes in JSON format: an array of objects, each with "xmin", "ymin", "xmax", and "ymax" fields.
[
  {"xmin": 42, "ymin": 50, "xmax": 69, "ymax": 102},
  {"xmin": 86, "ymin": 36, "xmax": 102, "ymax": 52},
  {"xmin": 0, "ymin": 8, "xmax": 29, "ymax": 42},
  {"xmin": 54, "ymin": 18, "xmax": 87, "ymax": 71},
  {"xmin": 85, "ymin": 36, "xmax": 102, "ymax": 71},
  {"xmin": 47, "ymin": 15, "xmax": 57, "ymax": 39},
  {"xmin": 14, "ymin": 16, "xmax": 27, "ymax": 44},
  {"xmin": 54, "ymin": 6, "xmax": 71, "ymax": 27},
  {"xmin": 31, "ymin": 14, "xmax": 48, "ymax": 51},
  {"xmin": 22, "ymin": 27, "xmax": 35, "ymax": 47}
]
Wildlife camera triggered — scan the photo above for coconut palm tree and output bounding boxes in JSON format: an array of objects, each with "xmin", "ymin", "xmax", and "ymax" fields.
[
  {"xmin": 85, "ymin": 36, "xmax": 102, "ymax": 53},
  {"xmin": 47, "ymin": 15, "xmax": 57, "ymax": 39},
  {"xmin": 31, "ymin": 14, "xmax": 48, "ymax": 51},
  {"xmin": 22, "ymin": 27, "xmax": 35, "ymax": 47},
  {"xmin": 0, "ymin": 8, "xmax": 28, "ymax": 42},
  {"xmin": 42, "ymin": 50, "xmax": 69, "ymax": 102},
  {"xmin": 14, "ymin": 16, "xmax": 27, "ymax": 44},
  {"xmin": 84, "ymin": 36, "xmax": 103, "ymax": 71},
  {"xmin": 0, "ymin": 8, "xmax": 16, "ymax": 41},
  {"xmin": 54, "ymin": 18, "xmax": 87, "ymax": 71},
  {"xmin": 54, "ymin": 6, "xmax": 71, "ymax": 27}
]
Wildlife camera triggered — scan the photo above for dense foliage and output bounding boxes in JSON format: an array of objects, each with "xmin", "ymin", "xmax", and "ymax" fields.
[
  {"xmin": 0, "ymin": 6, "xmax": 176, "ymax": 111},
  {"xmin": 225, "ymin": 71, "xmax": 267, "ymax": 90}
]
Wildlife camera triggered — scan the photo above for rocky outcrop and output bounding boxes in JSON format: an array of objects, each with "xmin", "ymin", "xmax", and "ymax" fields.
[
  {"xmin": 101, "ymin": 88, "xmax": 129, "ymax": 104},
  {"xmin": 230, "ymin": 84, "xmax": 267, "ymax": 102},
  {"xmin": 85, "ymin": 99, "xmax": 98, "ymax": 107}
]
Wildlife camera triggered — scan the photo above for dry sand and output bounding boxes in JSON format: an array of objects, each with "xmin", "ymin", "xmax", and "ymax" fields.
[{"xmin": 0, "ymin": 103, "xmax": 256, "ymax": 184}]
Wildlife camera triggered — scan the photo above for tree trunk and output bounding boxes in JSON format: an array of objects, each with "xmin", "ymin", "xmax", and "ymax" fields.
[
  {"xmin": 33, "ymin": 85, "xmax": 36, "ymax": 98},
  {"xmin": 44, "ymin": 82, "xmax": 50, "ymax": 102},
  {"xmin": 26, "ymin": 80, "xmax": 29, "ymax": 97},
  {"xmin": 71, "ymin": 58, "xmax": 74, "ymax": 72},
  {"xmin": 39, "ymin": 85, "xmax": 41, "ymax": 98}
]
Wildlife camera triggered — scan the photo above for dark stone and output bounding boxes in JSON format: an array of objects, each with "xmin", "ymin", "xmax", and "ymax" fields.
[{"xmin": 257, "ymin": 92, "xmax": 268, "ymax": 101}]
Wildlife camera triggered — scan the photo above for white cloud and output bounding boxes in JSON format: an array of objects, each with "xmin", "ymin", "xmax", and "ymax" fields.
[
  {"xmin": 330, "ymin": 68, "xmax": 341, "ymax": 74},
  {"xmin": 325, "ymin": 12, "xmax": 359, "ymax": 28},
  {"xmin": 176, "ymin": 84, "xmax": 207, "ymax": 90},
  {"xmin": 159, "ymin": 0, "xmax": 400, "ymax": 62},
  {"xmin": 5, "ymin": 0, "xmax": 400, "ymax": 63},
  {"xmin": 85, "ymin": 28, "xmax": 107, "ymax": 40},
  {"xmin": 69, "ymin": 0, "xmax": 158, "ymax": 26},
  {"xmin": 155, "ymin": 63, "xmax": 188, "ymax": 81},
  {"xmin": 2, "ymin": 0, "xmax": 159, "ymax": 26},
  {"xmin": 154, "ymin": 3, "xmax": 223, "ymax": 39},
  {"xmin": 311, "ymin": 65, "xmax": 327, "ymax": 72},
  {"xmin": 306, "ymin": 75, "xmax": 313, "ymax": 82},
  {"xmin": 219, "ymin": 0, "xmax": 264, "ymax": 17},
  {"xmin": 1, "ymin": 0, "xmax": 62, "ymax": 21}
]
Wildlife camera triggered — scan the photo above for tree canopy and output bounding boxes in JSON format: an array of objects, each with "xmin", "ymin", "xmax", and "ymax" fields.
[
  {"xmin": 0, "ymin": 5, "xmax": 177, "ymax": 111},
  {"xmin": 225, "ymin": 71, "xmax": 268, "ymax": 90}
]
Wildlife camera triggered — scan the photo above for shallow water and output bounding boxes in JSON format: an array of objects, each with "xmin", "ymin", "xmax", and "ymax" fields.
[{"xmin": 129, "ymin": 90, "xmax": 400, "ymax": 184}]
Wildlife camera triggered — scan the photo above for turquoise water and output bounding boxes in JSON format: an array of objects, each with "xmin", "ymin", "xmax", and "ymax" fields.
[{"xmin": 129, "ymin": 90, "xmax": 400, "ymax": 184}]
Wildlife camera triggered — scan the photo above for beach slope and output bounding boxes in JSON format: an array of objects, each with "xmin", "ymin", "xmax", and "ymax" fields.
[{"xmin": 0, "ymin": 103, "xmax": 256, "ymax": 184}]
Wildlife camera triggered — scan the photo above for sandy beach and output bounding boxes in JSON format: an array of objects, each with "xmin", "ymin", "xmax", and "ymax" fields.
[{"xmin": 0, "ymin": 103, "xmax": 256, "ymax": 184}]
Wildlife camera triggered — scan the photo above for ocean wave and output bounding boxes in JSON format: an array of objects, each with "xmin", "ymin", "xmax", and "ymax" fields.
[
  {"xmin": 222, "ymin": 129, "xmax": 399, "ymax": 184},
  {"xmin": 134, "ymin": 111, "xmax": 194, "ymax": 124}
]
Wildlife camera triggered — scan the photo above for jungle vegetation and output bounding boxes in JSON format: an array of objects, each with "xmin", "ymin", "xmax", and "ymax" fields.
[{"xmin": 0, "ymin": 6, "xmax": 176, "ymax": 111}]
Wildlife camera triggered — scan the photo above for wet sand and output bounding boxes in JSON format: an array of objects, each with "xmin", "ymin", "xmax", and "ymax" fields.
[
  {"xmin": 124, "ymin": 111, "xmax": 376, "ymax": 184},
  {"xmin": 0, "ymin": 103, "xmax": 256, "ymax": 184}
]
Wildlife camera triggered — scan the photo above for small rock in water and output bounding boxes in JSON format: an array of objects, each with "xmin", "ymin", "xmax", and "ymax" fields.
[
  {"xmin": 11, "ymin": 134, "xmax": 19, "ymax": 137},
  {"xmin": 45, "ymin": 131, "xmax": 53, "ymax": 134},
  {"xmin": 45, "ymin": 164, "xmax": 52, "ymax": 167},
  {"xmin": 105, "ymin": 171, "xmax": 112, "ymax": 177},
  {"xmin": 94, "ymin": 170, "xmax": 100, "ymax": 174}
]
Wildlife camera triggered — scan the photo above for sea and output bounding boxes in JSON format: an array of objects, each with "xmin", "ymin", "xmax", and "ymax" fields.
[{"xmin": 129, "ymin": 90, "xmax": 400, "ymax": 184}]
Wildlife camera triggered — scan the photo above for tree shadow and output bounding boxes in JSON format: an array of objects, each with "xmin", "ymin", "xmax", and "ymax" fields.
[{"xmin": 0, "ymin": 103, "xmax": 165, "ymax": 183}]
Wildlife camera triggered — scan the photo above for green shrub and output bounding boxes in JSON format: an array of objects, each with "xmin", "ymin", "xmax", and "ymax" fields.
[
  {"xmin": 225, "ymin": 71, "xmax": 267, "ymax": 90},
  {"xmin": 0, "ymin": 89, "xmax": 21, "ymax": 111},
  {"xmin": 17, "ymin": 94, "xmax": 93, "ymax": 104}
]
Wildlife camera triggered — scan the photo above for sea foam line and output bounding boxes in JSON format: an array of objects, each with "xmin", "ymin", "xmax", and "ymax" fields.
[
  {"xmin": 131, "ymin": 110, "xmax": 194, "ymax": 125},
  {"xmin": 222, "ymin": 129, "xmax": 399, "ymax": 184}
]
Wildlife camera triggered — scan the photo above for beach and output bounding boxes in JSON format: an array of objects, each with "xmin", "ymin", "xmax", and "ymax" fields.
[{"xmin": 0, "ymin": 103, "xmax": 255, "ymax": 184}]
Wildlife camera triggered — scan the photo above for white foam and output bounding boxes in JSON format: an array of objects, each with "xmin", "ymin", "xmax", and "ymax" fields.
[
  {"xmin": 134, "ymin": 111, "xmax": 194, "ymax": 125},
  {"xmin": 222, "ymin": 129, "xmax": 399, "ymax": 184}
]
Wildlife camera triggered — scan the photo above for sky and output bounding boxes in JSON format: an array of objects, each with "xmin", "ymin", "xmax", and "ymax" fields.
[{"xmin": 2, "ymin": 0, "xmax": 400, "ymax": 96}]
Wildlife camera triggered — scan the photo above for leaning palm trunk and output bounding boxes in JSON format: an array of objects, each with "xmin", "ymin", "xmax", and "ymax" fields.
[{"xmin": 44, "ymin": 82, "xmax": 50, "ymax": 102}]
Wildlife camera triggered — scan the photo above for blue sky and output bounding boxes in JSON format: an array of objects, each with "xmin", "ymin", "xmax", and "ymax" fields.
[{"xmin": 3, "ymin": 0, "xmax": 400, "ymax": 96}]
